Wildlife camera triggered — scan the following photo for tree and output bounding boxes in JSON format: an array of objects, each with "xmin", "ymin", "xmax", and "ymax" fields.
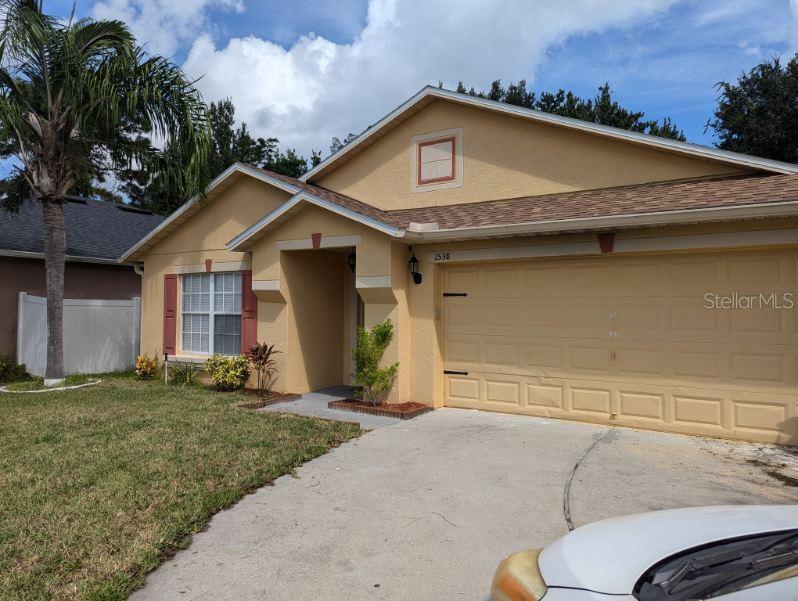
[
  {"xmin": 454, "ymin": 80, "xmax": 685, "ymax": 141},
  {"xmin": 0, "ymin": 0, "xmax": 211, "ymax": 383},
  {"xmin": 708, "ymin": 55, "xmax": 798, "ymax": 163},
  {"xmin": 122, "ymin": 98, "xmax": 319, "ymax": 213},
  {"xmin": 329, "ymin": 132, "xmax": 356, "ymax": 155}
]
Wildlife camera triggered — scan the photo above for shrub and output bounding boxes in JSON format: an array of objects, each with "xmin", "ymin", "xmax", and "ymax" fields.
[
  {"xmin": 0, "ymin": 355, "xmax": 29, "ymax": 383},
  {"xmin": 204, "ymin": 354, "xmax": 250, "ymax": 391},
  {"xmin": 135, "ymin": 354, "xmax": 160, "ymax": 380},
  {"xmin": 352, "ymin": 319, "xmax": 398, "ymax": 406},
  {"xmin": 249, "ymin": 342, "xmax": 280, "ymax": 394},
  {"xmin": 169, "ymin": 361, "xmax": 197, "ymax": 387}
]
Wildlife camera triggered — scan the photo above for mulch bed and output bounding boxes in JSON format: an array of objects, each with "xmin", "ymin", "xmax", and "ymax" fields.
[
  {"xmin": 238, "ymin": 390, "xmax": 302, "ymax": 409},
  {"xmin": 328, "ymin": 399, "xmax": 433, "ymax": 420}
]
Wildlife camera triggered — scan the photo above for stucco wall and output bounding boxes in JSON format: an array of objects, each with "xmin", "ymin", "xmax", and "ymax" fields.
[
  {"xmin": 0, "ymin": 256, "xmax": 142, "ymax": 357},
  {"xmin": 282, "ymin": 250, "xmax": 346, "ymax": 392},
  {"xmin": 315, "ymin": 99, "xmax": 745, "ymax": 210},
  {"xmin": 139, "ymin": 177, "xmax": 290, "ymax": 358}
]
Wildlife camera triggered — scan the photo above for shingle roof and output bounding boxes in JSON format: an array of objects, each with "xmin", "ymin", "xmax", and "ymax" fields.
[
  {"xmin": 0, "ymin": 197, "xmax": 165, "ymax": 261},
  {"xmin": 386, "ymin": 174, "xmax": 798, "ymax": 230},
  {"xmin": 254, "ymin": 168, "xmax": 397, "ymax": 225}
]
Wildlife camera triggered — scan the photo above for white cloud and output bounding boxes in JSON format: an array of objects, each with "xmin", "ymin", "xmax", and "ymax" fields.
[
  {"xmin": 90, "ymin": 0, "xmax": 244, "ymax": 57},
  {"xmin": 791, "ymin": 0, "xmax": 798, "ymax": 53},
  {"xmin": 181, "ymin": 0, "xmax": 686, "ymax": 158}
]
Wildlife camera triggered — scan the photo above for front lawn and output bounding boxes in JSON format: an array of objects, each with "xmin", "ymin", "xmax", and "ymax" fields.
[{"xmin": 0, "ymin": 378, "xmax": 360, "ymax": 599}]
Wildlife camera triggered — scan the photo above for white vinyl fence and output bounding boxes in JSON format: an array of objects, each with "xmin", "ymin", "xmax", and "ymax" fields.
[{"xmin": 17, "ymin": 292, "xmax": 140, "ymax": 377}]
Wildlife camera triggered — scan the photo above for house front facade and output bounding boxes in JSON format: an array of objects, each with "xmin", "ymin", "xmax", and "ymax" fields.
[{"xmin": 122, "ymin": 87, "xmax": 798, "ymax": 445}]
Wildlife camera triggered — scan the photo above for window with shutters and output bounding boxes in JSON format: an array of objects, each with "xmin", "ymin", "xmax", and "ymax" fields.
[{"xmin": 181, "ymin": 272, "xmax": 242, "ymax": 355}]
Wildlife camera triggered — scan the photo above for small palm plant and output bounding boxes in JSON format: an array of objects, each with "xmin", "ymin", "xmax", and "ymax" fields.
[
  {"xmin": 249, "ymin": 342, "xmax": 279, "ymax": 395},
  {"xmin": 352, "ymin": 320, "xmax": 398, "ymax": 406}
]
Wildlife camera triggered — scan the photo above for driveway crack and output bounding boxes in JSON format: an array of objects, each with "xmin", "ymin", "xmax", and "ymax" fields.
[{"xmin": 563, "ymin": 428, "xmax": 614, "ymax": 531}]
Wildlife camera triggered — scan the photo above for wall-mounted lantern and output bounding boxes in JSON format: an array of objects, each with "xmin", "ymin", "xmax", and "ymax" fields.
[
  {"xmin": 347, "ymin": 251, "xmax": 356, "ymax": 273},
  {"xmin": 409, "ymin": 248, "xmax": 422, "ymax": 285}
]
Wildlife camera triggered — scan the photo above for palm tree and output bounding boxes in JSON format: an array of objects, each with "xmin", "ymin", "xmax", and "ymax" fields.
[{"xmin": 0, "ymin": 0, "xmax": 211, "ymax": 384}]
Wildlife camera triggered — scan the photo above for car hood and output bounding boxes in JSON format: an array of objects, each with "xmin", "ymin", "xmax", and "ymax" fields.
[{"xmin": 538, "ymin": 505, "xmax": 798, "ymax": 595}]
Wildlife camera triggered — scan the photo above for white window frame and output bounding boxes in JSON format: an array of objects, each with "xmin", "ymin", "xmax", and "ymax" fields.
[
  {"xmin": 180, "ymin": 272, "xmax": 242, "ymax": 356},
  {"xmin": 411, "ymin": 127, "xmax": 464, "ymax": 193}
]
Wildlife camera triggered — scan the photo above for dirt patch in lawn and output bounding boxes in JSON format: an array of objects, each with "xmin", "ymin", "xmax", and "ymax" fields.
[
  {"xmin": 238, "ymin": 390, "xmax": 302, "ymax": 409},
  {"xmin": 328, "ymin": 399, "xmax": 433, "ymax": 420}
]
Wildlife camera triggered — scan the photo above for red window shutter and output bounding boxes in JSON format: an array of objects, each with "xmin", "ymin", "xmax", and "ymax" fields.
[
  {"xmin": 241, "ymin": 270, "xmax": 257, "ymax": 354},
  {"xmin": 163, "ymin": 274, "xmax": 178, "ymax": 355}
]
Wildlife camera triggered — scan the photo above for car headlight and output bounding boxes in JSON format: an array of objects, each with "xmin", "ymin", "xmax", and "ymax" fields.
[{"xmin": 490, "ymin": 549, "xmax": 548, "ymax": 601}]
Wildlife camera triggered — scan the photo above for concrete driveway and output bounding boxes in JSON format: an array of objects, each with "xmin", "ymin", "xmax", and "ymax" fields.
[{"xmin": 131, "ymin": 408, "xmax": 798, "ymax": 601}]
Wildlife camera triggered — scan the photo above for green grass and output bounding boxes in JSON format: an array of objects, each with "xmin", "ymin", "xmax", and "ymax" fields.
[{"xmin": 0, "ymin": 378, "xmax": 361, "ymax": 599}]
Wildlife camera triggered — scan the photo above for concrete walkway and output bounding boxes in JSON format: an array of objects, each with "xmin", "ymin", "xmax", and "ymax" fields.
[
  {"xmin": 131, "ymin": 409, "xmax": 798, "ymax": 601},
  {"xmin": 259, "ymin": 387, "xmax": 402, "ymax": 429}
]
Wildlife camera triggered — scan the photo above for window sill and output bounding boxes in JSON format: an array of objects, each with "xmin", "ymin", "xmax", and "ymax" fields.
[{"xmin": 168, "ymin": 355, "xmax": 208, "ymax": 365}]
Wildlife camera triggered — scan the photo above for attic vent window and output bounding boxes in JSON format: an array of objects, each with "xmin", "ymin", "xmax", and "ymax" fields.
[
  {"xmin": 418, "ymin": 137, "xmax": 455, "ymax": 185},
  {"xmin": 411, "ymin": 127, "xmax": 463, "ymax": 192}
]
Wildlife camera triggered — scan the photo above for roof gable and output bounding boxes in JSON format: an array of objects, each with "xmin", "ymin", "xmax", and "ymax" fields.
[{"xmin": 302, "ymin": 87, "xmax": 798, "ymax": 184}]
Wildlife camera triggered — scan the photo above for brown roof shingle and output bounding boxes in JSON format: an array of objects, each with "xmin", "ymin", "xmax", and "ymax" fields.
[
  {"xmin": 254, "ymin": 167, "xmax": 398, "ymax": 226},
  {"xmin": 254, "ymin": 168, "xmax": 798, "ymax": 233},
  {"xmin": 386, "ymin": 174, "xmax": 798, "ymax": 231}
]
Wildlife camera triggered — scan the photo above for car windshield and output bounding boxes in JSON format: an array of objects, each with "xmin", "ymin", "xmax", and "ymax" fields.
[{"xmin": 635, "ymin": 529, "xmax": 798, "ymax": 601}]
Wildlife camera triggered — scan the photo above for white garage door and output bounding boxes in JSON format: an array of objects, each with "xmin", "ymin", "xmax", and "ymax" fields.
[{"xmin": 442, "ymin": 249, "xmax": 798, "ymax": 444}]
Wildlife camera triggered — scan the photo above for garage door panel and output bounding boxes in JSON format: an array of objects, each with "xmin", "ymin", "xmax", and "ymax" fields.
[
  {"xmin": 524, "ymin": 343, "xmax": 564, "ymax": 370},
  {"xmin": 619, "ymin": 390, "xmax": 665, "ymax": 421},
  {"xmin": 570, "ymin": 387, "xmax": 612, "ymax": 415},
  {"xmin": 569, "ymin": 345, "xmax": 613, "ymax": 374},
  {"xmin": 728, "ymin": 257, "xmax": 784, "ymax": 286},
  {"xmin": 522, "ymin": 266, "xmax": 566, "ymax": 294},
  {"xmin": 673, "ymin": 394, "xmax": 725, "ymax": 428},
  {"xmin": 672, "ymin": 349, "xmax": 722, "ymax": 380},
  {"xmin": 614, "ymin": 262, "xmax": 664, "ymax": 295},
  {"xmin": 616, "ymin": 347, "xmax": 665, "ymax": 376},
  {"xmin": 667, "ymin": 259, "xmax": 721, "ymax": 290},
  {"xmin": 443, "ymin": 249, "xmax": 798, "ymax": 444},
  {"xmin": 566, "ymin": 263, "xmax": 610, "ymax": 290},
  {"xmin": 526, "ymin": 381, "xmax": 564, "ymax": 409}
]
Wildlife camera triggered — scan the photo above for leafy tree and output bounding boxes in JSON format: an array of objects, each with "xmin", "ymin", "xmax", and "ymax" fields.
[
  {"xmin": 352, "ymin": 320, "xmax": 398, "ymax": 406},
  {"xmin": 123, "ymin": 98, "xmax": 319, "ymax": 213},
  {"xmin": 454, "ymin": 80, "xmax": 685, "ymax": 141},
  {"xmin": 0, "ymin": 0, "xmax": 211, "ymax": 382},
  {"xmin": 707, "ymin": 55, "xmax": 798, "ymax": 163},
  {"xmin": 329, "ymin": 132, "xmax": 356, "ymax": 155}
]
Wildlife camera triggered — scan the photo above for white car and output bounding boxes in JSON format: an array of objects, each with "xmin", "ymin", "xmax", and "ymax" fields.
[{"xmin": 489, "ymin": 505, "xmax": 798, "ymax": 600}]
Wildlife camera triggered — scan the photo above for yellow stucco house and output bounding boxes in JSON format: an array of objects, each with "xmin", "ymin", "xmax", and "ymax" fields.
[{"xmin": 122, "ymin": 86, "xmax": 798, "ymax": 445}]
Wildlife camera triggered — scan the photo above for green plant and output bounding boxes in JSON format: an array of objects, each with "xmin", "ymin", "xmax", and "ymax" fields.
[
  {"xmin": 0, "ymin": 355, "xmax": 30, "ymax": 383},
  {"xmin": 249, "ymin": 343, "xmax": 280, "ymax": 394},
  {"xmin": 135, "ymin": 354, "xmax": 160, "ymax": 381},
  {"xmin": 204, "ymin": 354, "xmax": 251, "ymax": 391},
  {"xmin": 169, "ymin": 362, "xmax": 197, "ymax": 387},
  {"xmin": 352, "ymin": 319, "xmax": 399, "ymax": 406}
]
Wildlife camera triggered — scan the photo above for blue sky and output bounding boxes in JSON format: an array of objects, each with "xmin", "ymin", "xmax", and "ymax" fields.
[{"xmin": 37, "ymin": 0, "xmax": 798, "ymax": 155}]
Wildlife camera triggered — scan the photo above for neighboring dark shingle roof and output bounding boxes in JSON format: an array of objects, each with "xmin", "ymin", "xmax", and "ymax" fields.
[
  {"xmin": 0, "ymin": 197, "xmax": 165, "ymax": 261},
  {"xmin": 386, "ymin": 174, "xmax": 798, "ymax": 230}
]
